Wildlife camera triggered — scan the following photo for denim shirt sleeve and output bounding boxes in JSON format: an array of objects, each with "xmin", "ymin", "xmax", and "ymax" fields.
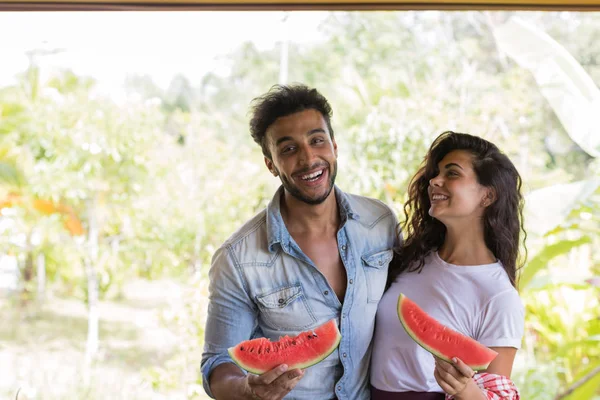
[{"xmin": 201, "ymin": 245, "xmax": 257, "ymax": 398}]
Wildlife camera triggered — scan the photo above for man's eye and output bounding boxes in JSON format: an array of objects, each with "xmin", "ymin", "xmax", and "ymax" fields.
[
  {"xmin": 281, "ymin": 146, "xmax": 295, "ymax": 154},
  {"xmin": 313, "ymin": 138, "xmax": 325, "ymax": 144}
]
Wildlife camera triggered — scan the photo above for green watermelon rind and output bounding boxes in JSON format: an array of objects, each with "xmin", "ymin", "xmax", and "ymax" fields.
[
  {"xmin": 397, "ymin": 293, "xmax": 495, "ymax": 371},
  {"xmin": 228, "ymin": 321, "xmax": 342, "ymax": 375}
]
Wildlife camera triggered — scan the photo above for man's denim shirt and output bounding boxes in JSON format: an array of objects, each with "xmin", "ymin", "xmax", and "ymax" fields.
[{"xmin": 201, "ymin": 186, "xmax": 399, "ymax": 399}]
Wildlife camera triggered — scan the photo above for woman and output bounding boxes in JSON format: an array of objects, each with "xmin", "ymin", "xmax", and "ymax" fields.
[{"xmin": 371, "ymin": 131, "xmax": 525, "ymax": 400}]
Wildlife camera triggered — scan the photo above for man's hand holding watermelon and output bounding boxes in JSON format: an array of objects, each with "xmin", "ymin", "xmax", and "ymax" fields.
[
  {"xmin": 245, "ymin": 364, "xmax": 304, "ymax": 400},
  {"xmin": 208, "ymin": 363, "xmax": 304, "ymax": 400},
  {"xmin": 224, "ymin": 320, "xmax": 341, "ymax": 399}
]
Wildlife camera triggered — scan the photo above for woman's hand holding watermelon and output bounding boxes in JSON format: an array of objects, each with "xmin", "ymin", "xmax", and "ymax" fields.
[
  {"xmin": 433, "ymin": 357, "xmax": 485, "ymax": 399},
  {"xmin": 245, "ymin": 364, "xmax": 305, "ymax": 400}
]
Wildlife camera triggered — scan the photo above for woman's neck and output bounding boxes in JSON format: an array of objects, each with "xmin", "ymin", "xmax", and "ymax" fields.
[{"xmin": 438, "ymin": 222, "xmax": 496, "ymax": 266}]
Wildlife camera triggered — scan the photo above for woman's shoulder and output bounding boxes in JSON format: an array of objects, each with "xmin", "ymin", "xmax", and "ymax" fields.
[{"xmin": 485, "ymin": 285, "xmax": 523, "ymax": 309}]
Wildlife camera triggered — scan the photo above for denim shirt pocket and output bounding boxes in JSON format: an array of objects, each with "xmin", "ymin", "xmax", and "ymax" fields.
[
  {"xmin": 255, "ymin": 284, "xmax": 317, "ymax": 331},
  {"xmin": 361, "ymin": 249, "xmax": 394, "ymax": 303}
]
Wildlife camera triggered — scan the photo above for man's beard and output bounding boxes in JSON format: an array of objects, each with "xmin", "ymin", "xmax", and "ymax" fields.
[{"xmin": 278, "ymin": 161, "xmax": 337, "ymax": 205}]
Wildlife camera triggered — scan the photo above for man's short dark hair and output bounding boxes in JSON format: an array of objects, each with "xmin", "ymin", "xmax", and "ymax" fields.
[{"xmin": 249, "ymin": 84, "xmax": 334, "ymax": 159}]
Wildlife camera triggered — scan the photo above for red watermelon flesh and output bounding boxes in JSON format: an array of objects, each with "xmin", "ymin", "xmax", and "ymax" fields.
[
  {"xmin": 228, "ymin": 319, "xmax": 342, "ymax": 375},
  {"xmin": 397, "ymin": 293, "xmax": 498, "ymax": 371}
]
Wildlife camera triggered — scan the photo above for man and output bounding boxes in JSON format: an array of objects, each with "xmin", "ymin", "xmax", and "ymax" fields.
[{"xmin": 201, "ymin": 84, "xmax": 399, "ymax": 400}]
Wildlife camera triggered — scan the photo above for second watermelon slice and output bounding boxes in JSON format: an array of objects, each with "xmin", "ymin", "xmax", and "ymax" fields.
[{"xmin": 397, "ymin": 293, "xmax": 498, "ymax": 371}]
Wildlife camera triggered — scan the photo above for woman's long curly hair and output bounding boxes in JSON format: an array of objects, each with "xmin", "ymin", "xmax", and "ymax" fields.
[{"xmin": 388, "ymin": 131, "xmax": 526, "ymax": 288}]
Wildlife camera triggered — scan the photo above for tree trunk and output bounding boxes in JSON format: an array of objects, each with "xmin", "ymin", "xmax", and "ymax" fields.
[
  {"xmin": 84, "ymin": 194, "xmax": 100, "ymax": 376},
  {"xmin": 36, "ymin": 252, "xmax": 45, "ymax": 301},
  {"xmin": 110, "ymin": 237, "xmax": 122, "ymax": 298},
  {"xmin": 21, "ymin": 232, "xmax": 34, "ymax": 306},
  {"xmin": 192, "ymin": 218, "xmax": 204, "ymax": 276}
]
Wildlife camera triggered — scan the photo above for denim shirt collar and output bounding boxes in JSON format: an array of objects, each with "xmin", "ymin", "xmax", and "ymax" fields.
[{"xmin": 266, "ymin": 185, "xmax": 359, "ymax": 253}]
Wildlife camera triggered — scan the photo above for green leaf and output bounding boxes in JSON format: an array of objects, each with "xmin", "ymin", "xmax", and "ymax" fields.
[
  {"xmin": 526, "ymin": 279, "xmax": 595, "ymax": 292},
  {"xmin": 493, "ymin": 17, "xmax": 600, "ymax": 158},
  {"xmin": 524, "ymin": 179, "xmax": 600, "ymax": 238},
  {"xmin": 520, "ymin": 236, "xmax": 591, "ymax": 289},
  {"xmin": 555, "ymin": 336, "xmax": 600, "ymax": 358},
  {"xmin": 561, "ymin": 364, "xmax": 600, "ymax": 400}
]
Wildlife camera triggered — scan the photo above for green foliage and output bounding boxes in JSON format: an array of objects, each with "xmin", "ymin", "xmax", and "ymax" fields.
[
  {"xmin": 141, "ymin": 276, "xmax": 209, "ymax": 398},
  {"xmin": 563, "ymin": 364, "xmax": 600, "ymax": 400},
  {"xmin": 523, "ymin": 282, "xmax": 600, "ymax": 387},
  {"xmin": 0, "ymin": 161, "xmax": 24, "ymax": 188},
  {"xmin": 513, "ymin": 359, "xmax": 562, "ymax": 400},
  {"xmin": 1, "ymin": 10, "xmax": 599, "ymax": 399},
  {"xmin": 520, "ymin": 237, "xmax": 591, "ymax": 289}
]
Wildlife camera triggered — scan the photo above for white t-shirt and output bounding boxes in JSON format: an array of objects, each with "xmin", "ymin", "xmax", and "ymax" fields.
[{"xmin": 370, "ymin": 251, "xmax": 524, "ymax": 393}]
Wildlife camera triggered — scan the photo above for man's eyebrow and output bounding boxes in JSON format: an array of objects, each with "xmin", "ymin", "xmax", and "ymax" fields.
[
  {"xmin": 275, "ymin": 136, "xmax": 293, "ymax": 146},
  {"xmin": 308, "ymin": 128, "xmax": 326, "ymax": 136},
  {"xmin": 275, "ymin": 129, "xmax": 326, "ymax": 146}
]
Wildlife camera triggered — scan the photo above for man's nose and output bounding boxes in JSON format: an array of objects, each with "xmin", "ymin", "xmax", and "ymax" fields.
[{"xmin": 298, "ymin": 145, "xmax": 315, "ymax": 165}]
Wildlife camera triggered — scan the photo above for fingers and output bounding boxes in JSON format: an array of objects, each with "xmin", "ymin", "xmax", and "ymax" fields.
[
  {"xmin": 433, "ymin": 357, "xmax": 474, "ymax": 379},
  {"xmin": 434, "ymin": 360, "xmax": 463, "ymax": 388},
  {"xmin": 451, "ymin": 357, "xmax": 475, "ymax": 378},
  {"xmin": 284, "ymin": 369, "xmax": 304, "ymax": 381},
  {"xmin": 433, "ymin": 357, "xmax": 453, "ymax": 372},
  {"xmin": 247, "ymin": 365, "xmax": 305, "ymax": 400},
  {"xmin": 433, "ymin": 357, "xmax": 475, "ymax": 397},
  {"xmin": 434, "ymin": 357, "xmax": 461, "ymax": 381},
  {"xmin": 250, "ymin": 364, "xmax": 289, "ymax": 386},
  {"xmin": 273, "ymin": 368, "xmax": 304, "ymax": 389},
  {"xmin": 434, "ymin": 367, "xmax": 457, "ymax": 395}
]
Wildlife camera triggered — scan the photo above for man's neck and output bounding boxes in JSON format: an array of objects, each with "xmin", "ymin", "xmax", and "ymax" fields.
[
  {"xmin": 438, "ymin": 220, "xmax": 495, "ymax": 265},
  {"xmin": 280, "ymin": 190, "xmax": 340, "ymax": 235}
]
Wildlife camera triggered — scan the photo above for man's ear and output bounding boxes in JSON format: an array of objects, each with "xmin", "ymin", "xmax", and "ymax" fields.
[
  {"xmin": 265, "ymin": 157, "xmax": 278, "ymax": 177},
  {"xmin": 333, "ymin": 138, "xmax": 338, "ymax": 157}
]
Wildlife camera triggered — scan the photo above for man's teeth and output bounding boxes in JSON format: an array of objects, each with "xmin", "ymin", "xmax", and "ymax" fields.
[
  {"xmin": 432, "ymin": 194, "xmax": 448, "ymax": 200},
  {"xmin": 301, "ymin": 170, "xmax": 324, "ymax": 181}
]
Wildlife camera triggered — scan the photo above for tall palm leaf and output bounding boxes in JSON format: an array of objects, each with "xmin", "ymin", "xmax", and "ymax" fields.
[
  {"xmin": 493, "ymin": 18, "xmax": 600, "ymax": 238},
  {"xmin": 494, "ymin": 17, "xmax": 600, "ymax": 157}
]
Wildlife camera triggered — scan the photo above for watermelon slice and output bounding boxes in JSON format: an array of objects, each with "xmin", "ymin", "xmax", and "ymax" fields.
[
  {"xmin": 228, "ymin": 319, "xmax": 342, "ymax": 375},
  {"xmin": 397, "ymin": 293, "xmax": 498, "ymax": 370}
]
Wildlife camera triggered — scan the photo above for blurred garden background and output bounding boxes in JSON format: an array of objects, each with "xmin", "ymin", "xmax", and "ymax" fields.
[{"xmin": 0, "ymin": 10, "xmax": 599, "ymax": 400}]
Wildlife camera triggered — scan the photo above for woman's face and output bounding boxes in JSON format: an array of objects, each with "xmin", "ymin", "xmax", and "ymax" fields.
[{"xmin": 427, "ymin": 150, "xmax": 491, "ymax": 225}]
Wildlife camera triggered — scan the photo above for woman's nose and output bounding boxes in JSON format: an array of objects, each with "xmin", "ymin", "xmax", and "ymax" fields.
[{"xmin": 429, "ymin": 176, "xmax": 442, "ymax": 187}]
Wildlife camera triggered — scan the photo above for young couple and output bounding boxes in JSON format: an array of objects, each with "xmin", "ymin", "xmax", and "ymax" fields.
[{"xmin": 201, "ymin": 84, "xmax": 525, "ymax": 400}]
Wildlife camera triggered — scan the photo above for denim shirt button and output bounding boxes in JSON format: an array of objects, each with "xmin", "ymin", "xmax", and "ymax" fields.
[
  {"xmin": 341, "ymin": 245, "xmax": 347, "ymax": 251},
  {"xmin": 349, "ymin": 279, "xmax": 353, "ymax": 284},
  {"xmin": 343, "ymin": 352, "xmax": 347, "ymax": 357},
  {"xmin": 278, "ymin": 298, "xmax": 284, "ymax": 304},
  {"xmin": 324, "ymin": 290, "xmax": 329, "ymax": 295}
]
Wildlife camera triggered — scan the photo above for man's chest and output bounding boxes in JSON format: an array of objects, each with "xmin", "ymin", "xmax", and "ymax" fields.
[{"xmin": 293, "ymin": 236, "xmax": 347, "ymax": 301}]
